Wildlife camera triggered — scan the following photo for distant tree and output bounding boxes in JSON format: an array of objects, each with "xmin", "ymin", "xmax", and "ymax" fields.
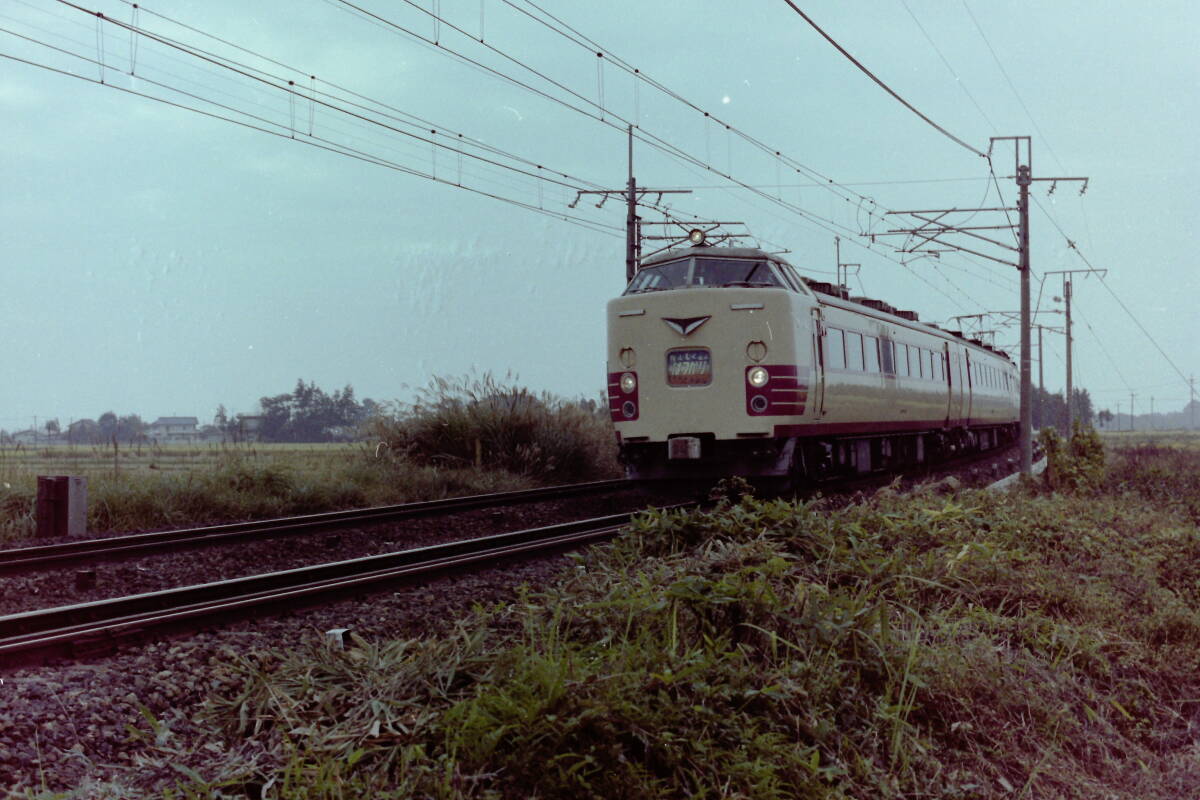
[
  {"xmin": 98, "ymin": 411, "xmax": 118, "ymax": 441},
  {"xmin": 1098, "ymin": 409, "xmax": 1114, "ymax": 429},
  {"xmin": 45, "ymin": 419, "xmax": 60, "ymax": 436},
  {"xmin": 117, "ymin": 415, "xmax": 147, "ymax": 443},
  {"xmin": 257, "ymin": 379, "xmax": 375, "ymax": 442},
  {"xmin": 69, "ymin": 419, "xmax": 100, "ymax": 444}
]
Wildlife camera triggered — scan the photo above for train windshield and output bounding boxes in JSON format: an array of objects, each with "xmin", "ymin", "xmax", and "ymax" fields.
[
  {"xmin": 691, "ymin": 258, "xmax": 782, "ymax": 288},
  {"xmin": 625, "ymin": 257, "xmax": 785, "ymax": 294},
  {"xmin": 625, "ymin": 258, "xmax": 690, "ymax": 293}
]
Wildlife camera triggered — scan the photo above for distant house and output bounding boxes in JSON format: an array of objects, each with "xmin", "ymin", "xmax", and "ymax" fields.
[
  {"xmin": 11, "ymin": 429, "xmax": 39, "ymax": 446},
  {"xmin": 147, "ymin": 416, "xmax": 200, "ymax": 444},
  {"xmin": 234, "ymin": 414, "xmax": 265, "ymax": 443}
]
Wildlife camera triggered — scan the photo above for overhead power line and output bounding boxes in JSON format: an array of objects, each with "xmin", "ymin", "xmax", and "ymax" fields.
[
  {"xmin": 779, "ymin": 0, "xmax": 986, "ymax": 158},
  {"xmin": 960, "ymin": 0, "xmax": 1066, "ymax": 173},
  {"xmin": 2, "ymin": 10, "xmax": 625, "ymax": 237},
  {"xmin": 1031, "ymin": 194, "xmax": 1191, "ymax": 388},
  {"xmin": 899, "ymin": 0, "xmax": 997, "ymax": 133}
]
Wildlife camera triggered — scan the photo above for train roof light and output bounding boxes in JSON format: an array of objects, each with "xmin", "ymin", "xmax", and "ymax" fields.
[{"xmin": 688, "ymin": 229, "xmax": 707, "ymax": 246}]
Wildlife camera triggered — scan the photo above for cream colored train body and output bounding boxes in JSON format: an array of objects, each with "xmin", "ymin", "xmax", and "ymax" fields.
[{"xmin": 606, "ymin": 246, "xmax": 1019, "ymax": 482}]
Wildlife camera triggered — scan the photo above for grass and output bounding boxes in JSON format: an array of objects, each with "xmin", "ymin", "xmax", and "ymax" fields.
[
  {"xmin": 0, "ymin": 375, "xmax": 621, "ymax": 543},
  {"xmin": 0, "ymin": 443, "xmax": 541, "ymax": 544},
  {"xmin": 105, "ymin": 436, "xmax": 1200, "ymax": 798}
]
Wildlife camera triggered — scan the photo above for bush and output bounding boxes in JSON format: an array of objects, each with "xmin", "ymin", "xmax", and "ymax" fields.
[
  {"xmin": 1039, "ymin": 421, "xmax": 1105, "ymax": 492},
  {"xmin": 366, "ymin": 372, "xmax": 620, "ymax": 483}
]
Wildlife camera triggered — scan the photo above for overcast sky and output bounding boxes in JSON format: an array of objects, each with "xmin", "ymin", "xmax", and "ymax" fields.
[{"xmin": 3, "ymin": 0, "xmax": 1197, "ymax": 431}]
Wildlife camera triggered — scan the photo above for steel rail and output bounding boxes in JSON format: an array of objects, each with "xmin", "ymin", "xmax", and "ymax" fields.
[
  {"xmin": 0, "ymin": 505, "xmax": 690, "ymax": 666},
  {"xmin": 0, "ymin": 478, "xmax": 631, "ymax": 574}
]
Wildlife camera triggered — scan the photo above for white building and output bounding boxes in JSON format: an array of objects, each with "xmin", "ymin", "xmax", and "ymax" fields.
[{"xmin": 146, "ymin": 416, "xmax": 200, "ymax": 443}]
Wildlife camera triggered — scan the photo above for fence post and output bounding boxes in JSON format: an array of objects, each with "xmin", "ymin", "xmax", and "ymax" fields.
[{"xmin": 36, "ymin": 475, "xmax": 88, "ymax": 537}]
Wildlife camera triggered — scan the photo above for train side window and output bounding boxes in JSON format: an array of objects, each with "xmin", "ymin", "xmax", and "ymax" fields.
[
  {"xmin": 896, "ymin": 344, "xmax": 909, "ymax": 377},
  {"xmin": 825, "ymin": 327, "xmax": 846, "ymax": 369},
  {"xmin": 914, "ymin": 348, "xmax": 925, "ymax": 378},
  {"xmin": 864, "ymin": 336, "xmax": 881, "ymax": 373},
  {"xmin": 845, "ymin": 331, "xmax": 865, "ymax": 371},
  {"xmin": 879, "ymin": 339, "xmax": 894, "ymax": 374}
]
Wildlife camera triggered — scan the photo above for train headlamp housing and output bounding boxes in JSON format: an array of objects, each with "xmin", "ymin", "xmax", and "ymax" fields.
[
  {"xmin": 688, "ymin": 228, "xmax": 707, "ymax": 246},
  {"xmin": 747, "ymin": 366, "xmax": 770, "ymax": 388},
  {"xmin": 620, "ymin": 372, "xmax": 637, "ymax": 394}
]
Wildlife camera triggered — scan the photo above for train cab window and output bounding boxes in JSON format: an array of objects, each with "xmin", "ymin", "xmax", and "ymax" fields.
[
  {"xmin": 845, "ymin": 331, "xmax": 865, "ymax": 371},
  {"xmin": 779, "ymin": 263, "xmax": 811, "ymax": 294},
  {"xmin": 691, "ymin": 258, "xmax": 783, "ymax": 289},
  {"xmin": 625, "ymin": 259, "xmax": 690, "ymax": 294},
  {"xmin": 825, "ymin": 327, "xmax": 846, "ymax": 369},
  {"xmin": 864, "ymin": 336, "xmax": 881, "ymax": 373}
]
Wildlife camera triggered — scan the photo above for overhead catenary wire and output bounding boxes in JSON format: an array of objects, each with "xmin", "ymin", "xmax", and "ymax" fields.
[
  {"xmin": 0, "ymin": 37, "xmax": 623, "ymax": 238},
  {"xmin": 111, "ymin": 0, "xmax": 610, "ymax": 191},
  {"xmin": 503, "ymin": 0, "xmax": 886, "ymax": 212},
  {"xmin": 899, "ymin": 0, "xmax": 998, "ymax": 134},
  {"xmin": 1031, "ymin": 194, "xmax": 1191, "ymax": 388},
  {"xmin": 27, "ymin": 1, "xmax": 1007, "ymax": 323},
  {"xmin": 960, "ymin": 0, "xmax": 1067, "ymax": 173},
  {"xmin": 315, "ymin": 0, "xmax": 1022, "ymax": 320},
  {"xmin": 322, "ymin": 0, "xmax": 895, "ymax": 237},
  {"xmin": 779, "ymin": 0, "xmax": 985, "ymax": 158}
]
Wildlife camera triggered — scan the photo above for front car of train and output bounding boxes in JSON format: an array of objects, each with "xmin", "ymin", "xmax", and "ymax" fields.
[{"xmin": 606, "ymin": 243, "xmax": 819, "ymax": 481}]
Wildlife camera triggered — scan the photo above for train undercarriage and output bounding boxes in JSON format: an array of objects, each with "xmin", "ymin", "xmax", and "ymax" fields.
[{"xmin": 619, "ymin": 423, "xmax": 1019, "ymax": 487}]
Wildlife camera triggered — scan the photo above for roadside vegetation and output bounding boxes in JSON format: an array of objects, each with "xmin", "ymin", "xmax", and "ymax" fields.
[
  {"xmin": 0, "ymin": 374, "xmax": 619, "ymax": 543},
  {"xmin": 117, "ymin": 431, "xmax": 1198, "ymax": 798}
]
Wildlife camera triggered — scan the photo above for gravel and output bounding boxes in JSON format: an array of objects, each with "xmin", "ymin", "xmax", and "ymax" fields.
[{"xmin": 0, "ymin": 456, "xmax": 1022, "ymax": 796}]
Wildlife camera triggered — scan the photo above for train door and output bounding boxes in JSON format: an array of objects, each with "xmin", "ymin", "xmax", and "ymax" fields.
[
  {"xmin": 963, "ymin": 350, "xmax": 974, "ymax": 424},
  {"xmin": 810, "ymin": 307, "xmax": 826, "ymax": 418},
  {"xmin": 946, "ymin": 343, "xmax": 963, "ymax": 425}
]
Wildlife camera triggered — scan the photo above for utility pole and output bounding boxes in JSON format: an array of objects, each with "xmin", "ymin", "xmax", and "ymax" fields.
[
  {"xmin": 1064, "ymin": 277, "xmax": 1072, "ymax": 430},
  {"xmin": 570, "ymin": 125, "xmax": 692, "ymax": 282},
  {"xmin": 1150, "ymin": 396, "xmax": 1154, "ymax": 429},
  {"xmin": 1037, "ymin": 324, "xmax": 1044, "ymax": 429},
  {"xmin": 625, "ymin": 125, "xmax": 636, "ymax": 282},
  {"xmin": 1043, "ymin": 268, "xmax": 1102, "ymax": 431},
  {"xmin": 835, "ymin": 237, "xmax": 860, "ymax": 292},
  {"xmin": 874, "ymin": 136, "xmax": 1088, "ymax": 475},
  {"xmin": 1191, "ymin": 376, "xmax": 1196, "ymax": 430},
  {"xmin": 1130, "ymin": 392, "xmax": 1135, "ymax": 432}
]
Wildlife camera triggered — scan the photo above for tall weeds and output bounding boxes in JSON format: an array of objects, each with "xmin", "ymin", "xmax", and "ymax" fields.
[{"xmin": 366, "ymin": 372, "xmax": 619, "ymax": 482}]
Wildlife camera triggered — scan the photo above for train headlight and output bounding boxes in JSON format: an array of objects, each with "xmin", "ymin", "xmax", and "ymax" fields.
[
  {"xmin": 688, "ymin": 228, "xmax": 706, "ymax": 246},
  {"xmin": 620, "ymin": 372, "xmax": 637, "ymax": 394},
  {"xmin": 747, "ymin": 366, "xmax": 769, "ymax": 388}
]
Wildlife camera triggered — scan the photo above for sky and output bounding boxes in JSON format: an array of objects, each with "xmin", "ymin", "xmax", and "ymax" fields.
[{"xmin": 2, "ymin": 0, "xmax": 1197, "ymax": 431}]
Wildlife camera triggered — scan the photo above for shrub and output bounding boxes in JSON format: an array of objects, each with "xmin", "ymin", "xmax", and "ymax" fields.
[
  {"xmin": 366, "ymin": 372, "xmax": 620, "ymax": 483},
  {"xmin": 1039, "ymin": 421, "xmax": 1105, "ymax": 492}
]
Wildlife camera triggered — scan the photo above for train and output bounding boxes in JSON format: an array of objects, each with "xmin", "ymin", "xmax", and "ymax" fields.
[{"xmin": 605, "ymin": 239, "xmax": 1019, "ymax": 485}]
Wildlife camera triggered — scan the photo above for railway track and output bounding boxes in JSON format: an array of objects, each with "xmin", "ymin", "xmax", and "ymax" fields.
[
  {"xmin": 0, "ymin": 478, "xmax": 631, "ymax": 574},
  {"xmin": 0, "ymin": 503, "xmax": 689, "ymax": 668}
]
